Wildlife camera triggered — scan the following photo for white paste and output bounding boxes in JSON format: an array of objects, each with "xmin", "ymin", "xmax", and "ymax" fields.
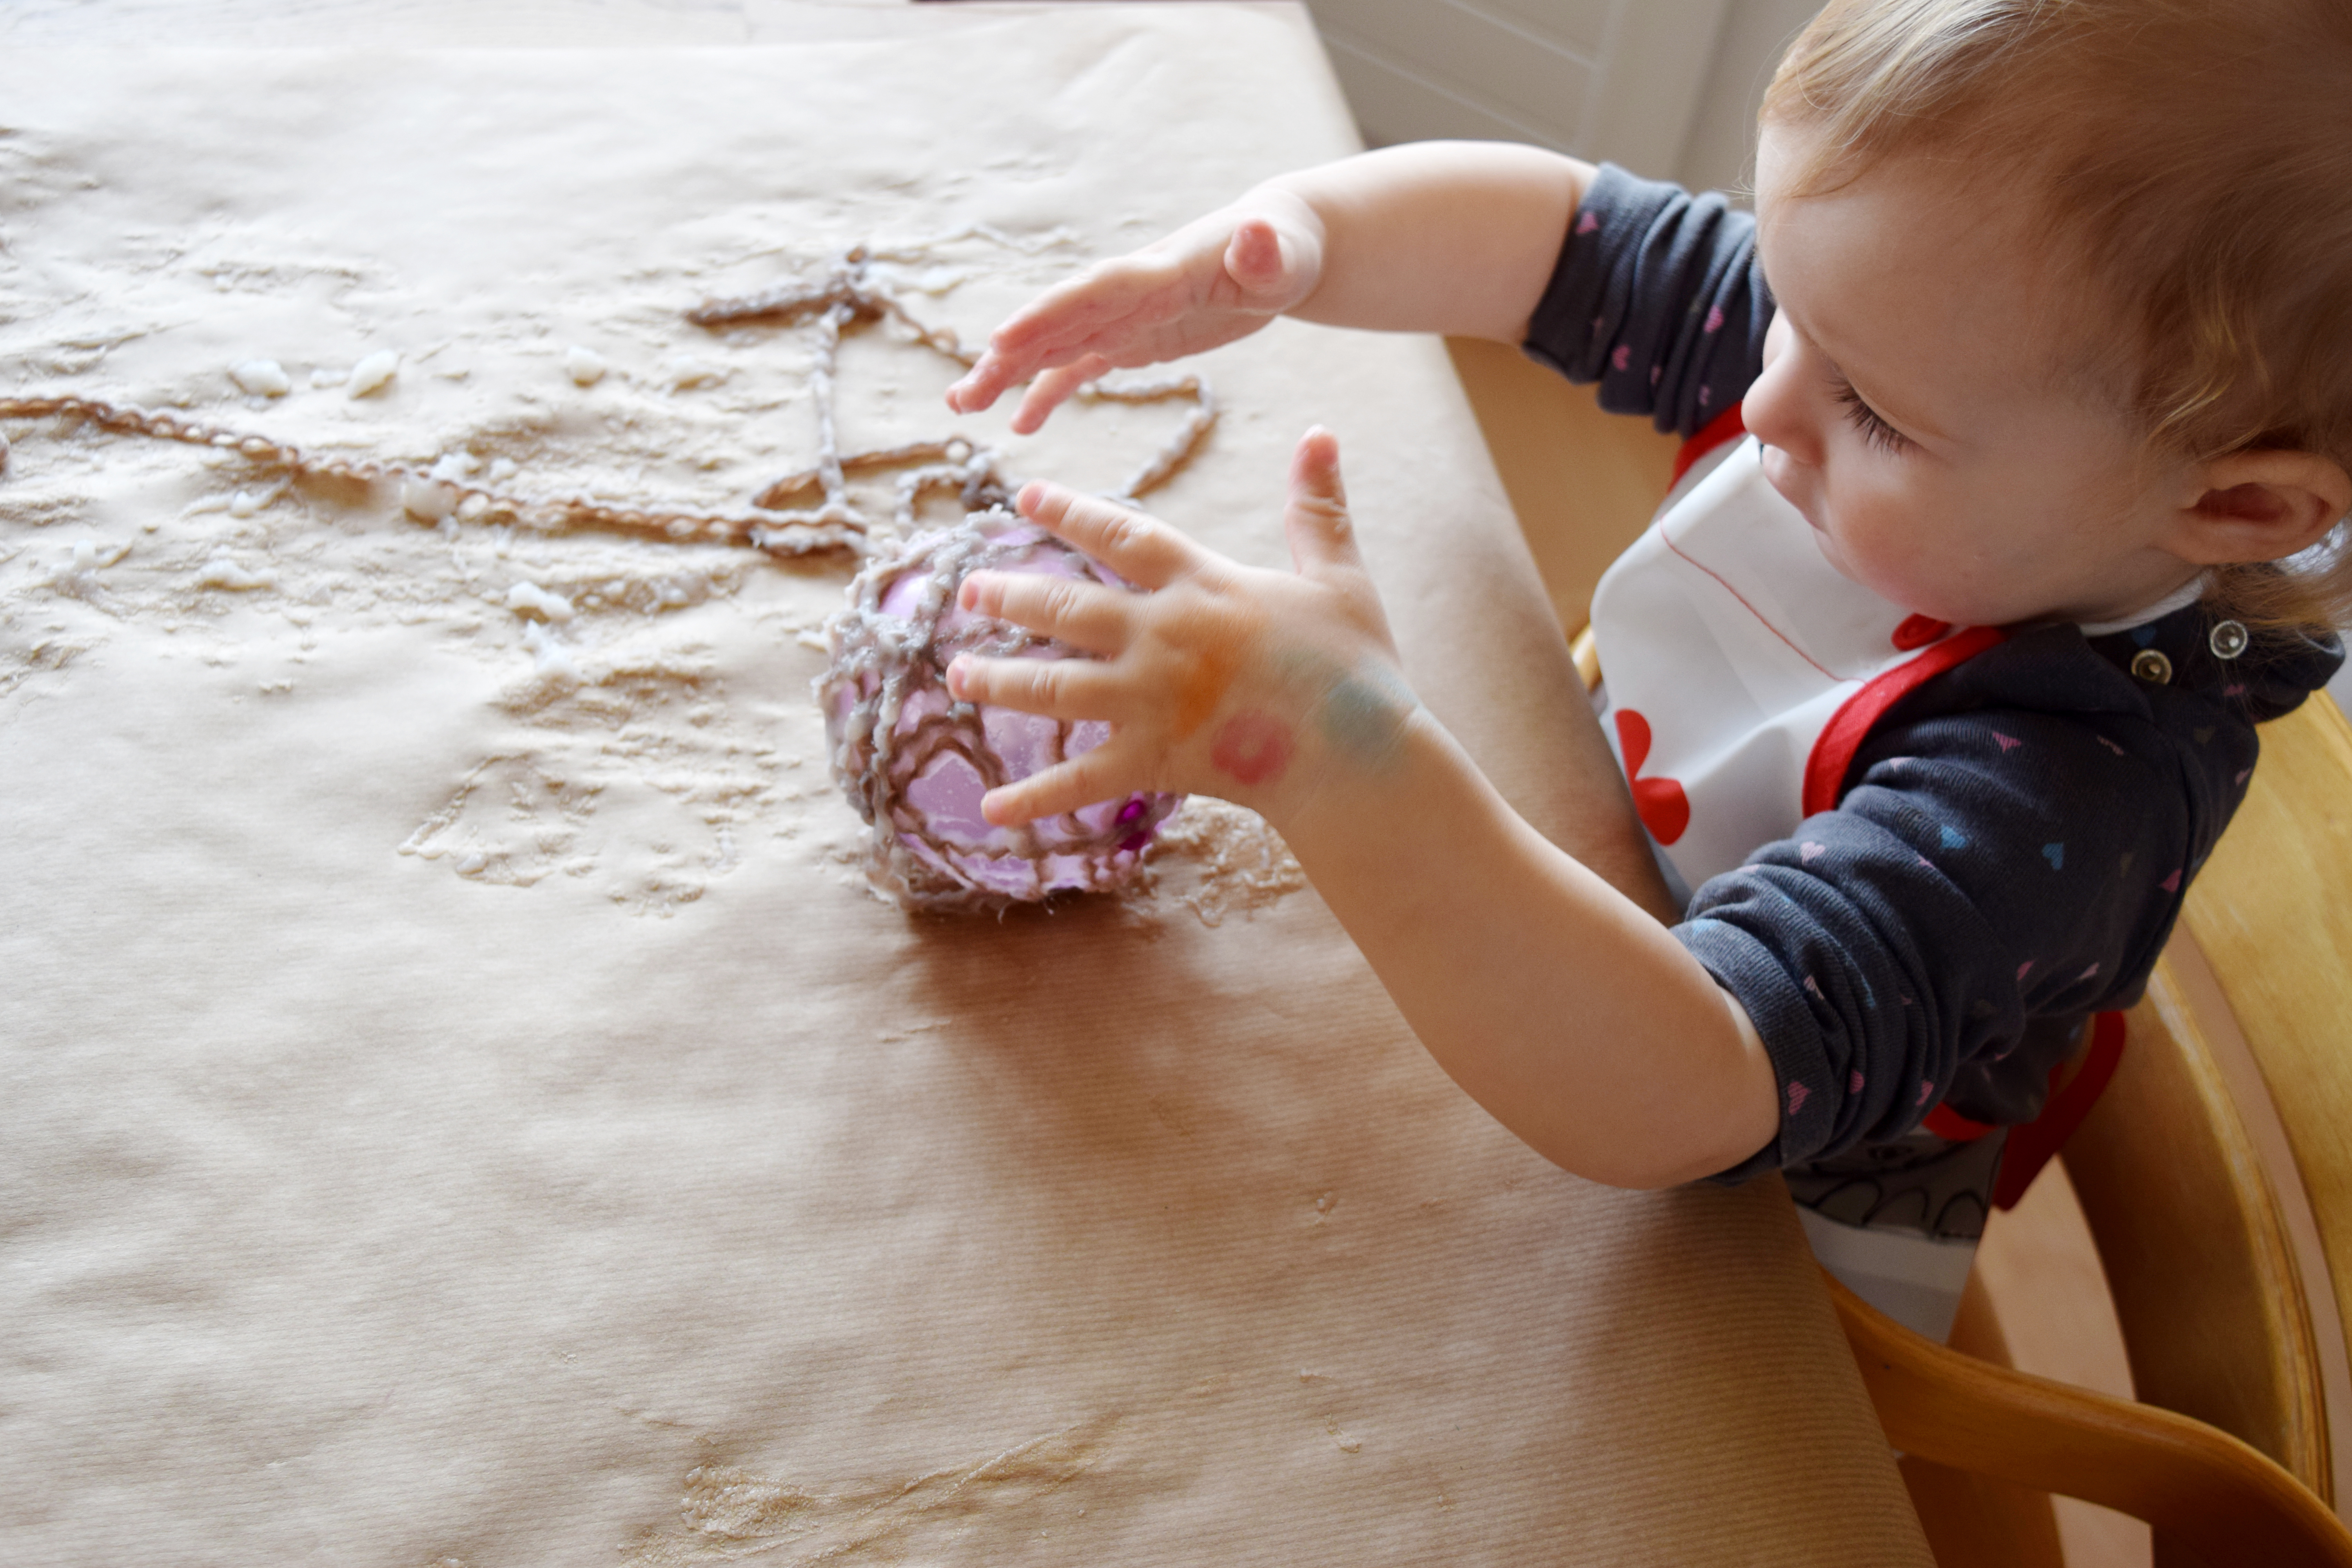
[
  {"xmin": 347, "ymin": 350, "xmax": 400, "ymax": 398},
  {"xmin": 230, "ymin": 359, "xmax": 292, "ymax": 397}
]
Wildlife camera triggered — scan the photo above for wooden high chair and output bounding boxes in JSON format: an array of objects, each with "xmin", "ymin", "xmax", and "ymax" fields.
[
  {"xmin": 1448, "ymin": 340, "xmax": 2352, "ymax": 1566},
  {"xmin": 1851, "ymin": 682, "xmax": 2352, "ymax": 1568}
]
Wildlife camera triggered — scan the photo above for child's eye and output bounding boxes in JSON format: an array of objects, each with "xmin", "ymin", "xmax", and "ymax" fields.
[{"xmin": 1833, "ymin": 378, "xmax": 1913, "ymax": 455}]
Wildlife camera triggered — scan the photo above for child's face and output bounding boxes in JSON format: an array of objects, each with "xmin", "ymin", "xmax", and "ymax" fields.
[{"xmin": 1745, "ymin": 123, "xmax": 2200, "ymax": 628}]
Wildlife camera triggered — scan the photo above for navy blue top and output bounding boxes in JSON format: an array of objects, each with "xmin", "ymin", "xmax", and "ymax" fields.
[{"xmin": 1524, "ymin": 164, "xmax": 2345, "ymax": 1195}]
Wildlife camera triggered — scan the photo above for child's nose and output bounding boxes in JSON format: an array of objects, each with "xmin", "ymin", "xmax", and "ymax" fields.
[{"xmin": 1740, "ymin": 341, "xmax": 1824, "ymax": 469}]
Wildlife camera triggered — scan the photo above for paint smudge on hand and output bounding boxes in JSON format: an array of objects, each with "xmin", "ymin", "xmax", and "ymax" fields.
[
  {"xmin": 1211, "ymin": 711, "xmax": 1294, "ymax": 786},
  {"xmin": 1171, "ymin": 640, "xmax": 1242, "ymax": 740},
  {"xmin": 1317, "ymin": 666, "xmax": 1415, "ymax": 771}
]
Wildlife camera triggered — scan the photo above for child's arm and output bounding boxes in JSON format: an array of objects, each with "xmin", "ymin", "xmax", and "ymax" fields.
[
  {"xmin": 949, "ymin": 432, "xmax": 1780, "ymax": 1189},
  {"xmin": 947, "ymin": 142, "xmax": 1592, "ymax": 434}
]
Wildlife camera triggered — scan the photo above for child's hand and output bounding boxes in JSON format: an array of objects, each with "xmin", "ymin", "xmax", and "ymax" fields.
[
  {"xmin": 944, "ymin": 192, "xmax": 1324, "ymax": 434},
  {"xmin": 945, "ymin": 428, "xmax": 1415, "ymax": 826}
]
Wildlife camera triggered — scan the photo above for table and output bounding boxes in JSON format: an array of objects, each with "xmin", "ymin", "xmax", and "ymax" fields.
[{"xmin": 0, "ymin": 6, "xmax": 1933, "ymax": 1563}]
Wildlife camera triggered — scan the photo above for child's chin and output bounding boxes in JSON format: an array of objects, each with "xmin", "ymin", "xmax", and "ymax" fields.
[{"xmin": 1802, "ymin": 521, "xmax": 1858, "ymax": 580}]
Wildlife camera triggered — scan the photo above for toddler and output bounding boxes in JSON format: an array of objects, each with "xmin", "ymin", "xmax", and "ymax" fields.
[{"xmin": 939, "ymin": 0, "xmax": 2351, "ymax": 1336}]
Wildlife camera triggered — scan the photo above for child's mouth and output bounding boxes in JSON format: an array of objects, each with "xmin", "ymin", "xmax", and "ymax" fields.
[{"xmin": 1757, "ymin": 443, "xmax": 1827, "ymax": 531}]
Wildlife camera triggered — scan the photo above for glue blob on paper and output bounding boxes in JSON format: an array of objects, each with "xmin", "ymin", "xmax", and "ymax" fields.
[{"xmin": 818, "ymin": 508, "xmax": 1183, "ymax": 911}]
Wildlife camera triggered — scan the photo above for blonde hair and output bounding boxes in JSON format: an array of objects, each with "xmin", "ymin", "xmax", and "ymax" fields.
[{"xmin": 1762, "ymin": 0, "xmax": 2352, "ymax": 632}]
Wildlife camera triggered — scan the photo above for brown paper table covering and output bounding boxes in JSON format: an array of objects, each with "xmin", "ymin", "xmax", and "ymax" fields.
[{"xmin": 0, "ymin": 8, "xmax": 1933, "ymax": 1563}]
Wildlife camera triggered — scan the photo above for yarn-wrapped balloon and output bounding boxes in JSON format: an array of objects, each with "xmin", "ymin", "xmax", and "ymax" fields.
[{"xmin": 818, "ymin": 508, "xmax": 1184, "ymax": 911}]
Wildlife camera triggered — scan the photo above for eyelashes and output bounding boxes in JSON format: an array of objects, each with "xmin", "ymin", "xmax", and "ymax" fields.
[{"xmin": 1833, "ymin": 377, "xmax": 1912, "ymax": 455}]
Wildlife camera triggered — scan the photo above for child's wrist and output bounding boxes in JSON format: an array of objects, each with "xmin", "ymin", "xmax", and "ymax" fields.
[{"xmin": 1248, "ymin": 674, "xmax": 1439, "ymax": 842}]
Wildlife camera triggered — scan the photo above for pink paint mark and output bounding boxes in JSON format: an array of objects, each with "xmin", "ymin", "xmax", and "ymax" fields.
[
  {"xmin": 1802, "ymin": 975, "xmax": 1825, "ymax": 1000},
  {"xmin": 1610, "ymin": 344, "xmax": 1631, "ymax": 371},
  {"xmin": 1992, "ymin": 731, "xmax": 2022, "ymax": 752},
  {"xmin": 1800, "ymin": 841, "xmax": 1826, "ymax": 864},
  {"xmin": 1577, "ymin": 211, "xmax": 1601, "ymax": 234},
  {"xmin": 1917, "ymin": 1079, "xmax": 1935, "ymax": 1108},
  {"xmin": 1210, "ymin": 711, "xmax": 1294, "ymax": 788},
  {"xmin": 1704, "ymin": 304, "xmax": 1725, "ymax": 334},
  {"xmin": 1849, "ymin": 1071, "xmax": 1866, "ymax": 1094},
  {"xmin": 2016, "ymin": 960, "xmax": 2035, "ymax": 981},
  {"xmin": 2235, "ymin": 769, "xmax": 2251, "ymax": 785},
  {"xmin": 2078, "ymin": 963, "xmax": 2100, "ymax": 981},
  {"xmin": 2161, "ymin": 868, "xmax": 2182, "ymax": 893},
  {"xmin": 1786, "ymin": 1081, "xmax": 1811, "ymax": 1117},
  {"xmin": 2096, "ymin": 735, "xmax": 2127, "ymax": 756}
]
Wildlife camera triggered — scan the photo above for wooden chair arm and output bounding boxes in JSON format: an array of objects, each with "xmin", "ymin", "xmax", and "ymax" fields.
[
  {"xmin": 1827, "ymin": 1269, "xmax": 2352, "ymax": 1566},
  {"xmin": 1570, "ymin": 623, "xmax": 1600, "ymax": 692}
]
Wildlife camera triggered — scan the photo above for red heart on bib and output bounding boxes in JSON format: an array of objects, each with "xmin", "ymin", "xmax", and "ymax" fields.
[{"xmin": 1614, "ymin": 708, "xmax": 1690, "ymax": 845}]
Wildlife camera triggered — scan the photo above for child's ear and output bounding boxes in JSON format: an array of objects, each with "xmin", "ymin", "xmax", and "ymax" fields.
[{"xmin": 2166, "ymin": 448, "xmax": 2352, "ymax": 566}]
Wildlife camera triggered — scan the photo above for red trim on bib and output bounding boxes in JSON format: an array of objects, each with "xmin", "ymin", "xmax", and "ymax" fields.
[
  {"xmin": 1992, "ymin": 1009, "xmax": 2126, "ymax": 1210},
  {"xmin": 1921, "ymin": 1101, "xmax": 1995, "ymax": 1142},
  {"xmin": 1916, "ymin": 1009, "xmax": 2127, "ymax": 1209},
  {"xmin": 1891, "ymin": 613, "xmax": 1952, "ymax": 651},
  {"xmin": 1670, "ymin": 403, "xmax": 1749, "ymax": 489},
  {"xmin": 1800, "ymin": 624, "xmax": 2005, "ymax": 815}
]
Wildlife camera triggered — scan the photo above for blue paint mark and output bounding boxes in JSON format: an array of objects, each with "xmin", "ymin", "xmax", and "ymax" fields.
[
  {"xmin": 2042, "ymin": 842, "xmax": 2065, "ymax": 870},
  {"xmin": 1940, "ymin": 825, "xmax": 1967, "ymax": 849}
]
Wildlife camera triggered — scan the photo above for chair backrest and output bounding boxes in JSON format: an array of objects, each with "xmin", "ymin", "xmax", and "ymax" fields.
[
  {"xmin": 2143, "ymin": 688, "xmax": 2352, "ymax": 1503},
  {"xmin": 2065, "ymin": 930, "xmax": 2332, "ymax": 1497}
]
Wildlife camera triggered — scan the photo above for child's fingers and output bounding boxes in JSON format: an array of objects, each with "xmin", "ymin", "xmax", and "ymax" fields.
[
  {"xmin": 1224, "ymin": 218, "xmax": 1286, "ymax": 292},
  {"xmin": 985, "ymin": 261, "xmax": 1162, "ymax": 357},
  {"xmin": 946, "ymin": 652, "xmax": 1131, "ymax": 724},
  {"xmin": 957, "ymin": 568, "xmax": 1135, "ymax": 654},
  {"xmin": 944, "ymin": 269, "xmax": 1147, "ymax": 413},
  {"xmin": 1222, "ymin": 218, "xmax": 1312, "ymax": 308},
  {"xmin": 1017, "ymin": 483, "xmax": 1201, "ymax": 591},
  {"xmin": 980, "ymin": 742, "xmax": 1144, "ymax": 828},
  {"xmin": 944, "ymin": 354, "xmax": 1013, "ymax": 414},
  {"xmin": 1009, "ymin": 356, "xmax": 1111, "ymax": 435},
  {"xmin": 1282, "ymin": 427, "xmax": 1365, "ymax": 579}
]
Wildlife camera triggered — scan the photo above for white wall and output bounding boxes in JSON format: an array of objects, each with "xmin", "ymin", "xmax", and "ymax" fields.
[
  {"xmin": 1303, "ymin": 0, "xmax": 1824, "ymax": 194},
  {"xmin": 1303, "ymin": 0, "xmax": 1729, "ymax": 176},
  {"xmin": 1674, "ymin": 0, "xmax": 1824, "ymax": 198}
]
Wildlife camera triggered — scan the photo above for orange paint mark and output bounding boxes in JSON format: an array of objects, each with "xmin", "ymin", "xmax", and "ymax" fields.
[{"xmin": 1171, "ymin": 641, "xmax": 1241, "ymax": 740}]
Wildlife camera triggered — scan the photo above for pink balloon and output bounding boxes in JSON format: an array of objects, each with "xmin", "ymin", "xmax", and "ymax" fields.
[{"xmin": 819, "ymin": 508, "xmax": 1183, "ymax": 911}]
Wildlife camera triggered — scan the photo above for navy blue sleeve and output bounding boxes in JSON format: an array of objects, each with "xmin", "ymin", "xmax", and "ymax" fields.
[
  {"xmin": 1678, "ymin": 613, "xmax": 2340, "ymax": 1182},
  {"xmin": 1521, "ymin": 163, "xmax": 1774, "ymax": 437}
]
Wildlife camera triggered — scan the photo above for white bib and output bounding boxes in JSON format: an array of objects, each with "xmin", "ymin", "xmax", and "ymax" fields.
[{"xmin": 1591, "ymin": 437, "xmax": 1998, "ymax": 891}]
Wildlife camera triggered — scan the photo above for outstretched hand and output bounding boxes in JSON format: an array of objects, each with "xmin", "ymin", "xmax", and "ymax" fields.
[
  {"xmin": 945, "ymin": 428, "xmax": 1416, "ymax": 826},
  {"xmin": 944, "ymin": 195, "xmax": 1324, "ymax": 434}
]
